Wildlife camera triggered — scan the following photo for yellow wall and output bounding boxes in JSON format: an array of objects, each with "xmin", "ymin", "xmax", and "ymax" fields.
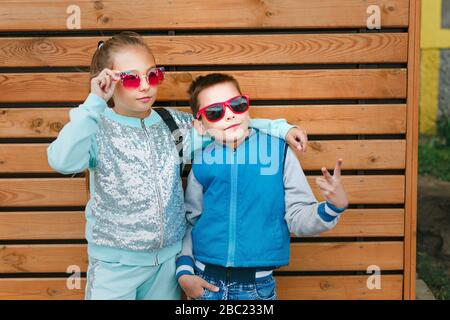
[{"xmin": 420, "ymin": 0, "xmax": 450, "ymax": 134}]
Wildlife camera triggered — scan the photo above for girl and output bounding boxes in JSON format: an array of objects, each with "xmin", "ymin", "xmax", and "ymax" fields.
[{"xmin": 47, "ymin": 31, "xmax": 308, "ymax": 300}]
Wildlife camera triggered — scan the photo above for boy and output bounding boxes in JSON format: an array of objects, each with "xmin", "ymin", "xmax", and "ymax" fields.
[{"xmin": 175, "ymin": 73, "xmax": 349, "ymax": 300}]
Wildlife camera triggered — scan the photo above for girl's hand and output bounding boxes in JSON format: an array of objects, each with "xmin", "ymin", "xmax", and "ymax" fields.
[
  {"xmin": 178, "ymin": 274, "xmax": 219, "ymax": 299},
  {"xmin": 315, "ymin": 158, "xmax": 349, "ymax": 209},
  {"xmin": 286, "ymin": 126, "xmax": 308, "ymax": 153},
  {"xmin": 90, "ymin": 68, "xmax": 120, "ymax": 102}
]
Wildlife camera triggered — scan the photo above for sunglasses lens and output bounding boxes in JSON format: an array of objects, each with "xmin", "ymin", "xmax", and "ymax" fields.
[
  {"xmin": 230, "ymin": 96, "xmax": 249, "ymax": 113},
  {"xmin": 204, "ymin": 104, "xmax": 225, "ymax": 121},
  {"xmin": 121, "ymin": 74, "xmax": 140, "ymax": 89},
  {"xmin": 148, "ymin": 68, "xmax": 165, "ymax": 86}
]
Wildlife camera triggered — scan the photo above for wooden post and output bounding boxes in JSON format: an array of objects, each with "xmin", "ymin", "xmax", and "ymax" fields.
[{"xmin": 404, "ymin": 0, "xmax": 421, "ymax": 300}]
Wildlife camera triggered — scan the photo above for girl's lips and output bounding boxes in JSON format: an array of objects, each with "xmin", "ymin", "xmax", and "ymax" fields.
[{"xmin": 137, "ymin": 97, "xmax": 152, "ymax": 103}]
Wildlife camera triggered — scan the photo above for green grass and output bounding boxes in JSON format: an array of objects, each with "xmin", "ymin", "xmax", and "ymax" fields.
[
  {"xmin": 416, "ymin": 250, "xmax": 450, "ymax": 300},
  {"xmin": 418, "ymin": 136, "xmax": 450, "ymax": 182},
  {"xmin": 417, "ymin": 134, "xmax": 450, "ymax": 300}
]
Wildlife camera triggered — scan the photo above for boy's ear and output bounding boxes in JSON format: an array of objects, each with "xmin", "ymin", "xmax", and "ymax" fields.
[{"xmin": 193, "ymin": 118, "xmax": 207, "ymax": 135}]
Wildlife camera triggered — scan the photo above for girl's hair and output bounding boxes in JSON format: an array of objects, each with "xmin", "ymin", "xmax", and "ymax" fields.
[
  {"xmin": 90, "ymin": 31, "xmax": 155, "ymax": 107},
  {"xmin": 90, "ymin": 31, "xmax": 154, "ymax": 79}
]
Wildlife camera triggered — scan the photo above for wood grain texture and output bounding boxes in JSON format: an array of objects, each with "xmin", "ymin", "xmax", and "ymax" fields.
[
  {"xmin": 0, "ymin": 209, "xmax": 404, "ymax": 240},
  {"xmin": 0, "ymin": 105, "xmax": 407, "ymax": 138},
  {"xmin": 0, "ymin": 0, "xmax": 409, "ymax": 31},
  {"xmin": 0, "ymin": 275, "xmax": 403, "ymax": 300},
  {"xmin": 0, "ymin": 242, "xmax": 403, "ymax": 273},
  {"xmin": 0, "ymin": 33, "xmax": 408, "ymax": 67},
  {"xmin": 0, "ymin": 140, "xmax": 406, "ymax": 173},
  {"xmin": 0, "ymin": 175, "xmax": 404, "ymax": 207},
  {"xmin": 0, "ymin": 69, "xmax": 407, "ymax": 103}
]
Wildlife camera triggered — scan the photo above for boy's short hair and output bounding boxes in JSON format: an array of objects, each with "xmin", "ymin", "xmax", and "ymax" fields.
[{"xmin": 188, "ymin": 73, "xmax": 242, "ymax": 117}]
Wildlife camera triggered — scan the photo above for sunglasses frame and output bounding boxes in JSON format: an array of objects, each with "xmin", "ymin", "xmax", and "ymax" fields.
[
  {"xmin": 196, "ymin": 94, "xmax": 250, "ymax": 122},
  {"xmin": 118, "ymin": 66, "xmax": 165, "ymax": 89}
]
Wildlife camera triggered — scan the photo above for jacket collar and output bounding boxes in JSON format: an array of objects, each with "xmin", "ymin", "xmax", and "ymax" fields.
[{"xmin": 103, "ymin": 107, "xmax": 161, "ymax": 128}]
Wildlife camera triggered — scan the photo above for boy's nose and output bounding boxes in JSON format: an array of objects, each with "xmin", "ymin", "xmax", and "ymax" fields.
[{"xmin": 224, "ymin": 105, "xmax": 235, "ymax": 120}]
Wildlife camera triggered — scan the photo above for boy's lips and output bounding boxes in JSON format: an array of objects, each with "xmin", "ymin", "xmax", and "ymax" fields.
[{"xmin": 224, "ymin": 123, "xmax": 241, "ymax": 130}]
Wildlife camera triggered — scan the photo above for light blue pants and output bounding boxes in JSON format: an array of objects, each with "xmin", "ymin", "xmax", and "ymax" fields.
[{"xmin": 85, "ymin": 255, "xmax": 181, "ymax": 300}]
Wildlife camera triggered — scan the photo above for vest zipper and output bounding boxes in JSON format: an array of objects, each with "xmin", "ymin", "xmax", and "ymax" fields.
[
  {"xmin": 226, "ymin": 148, "xmax": 238, "ymax": 267},
  {"xmin": 141, "ymin": 119, "xmax": 165, "ymax": 250}
]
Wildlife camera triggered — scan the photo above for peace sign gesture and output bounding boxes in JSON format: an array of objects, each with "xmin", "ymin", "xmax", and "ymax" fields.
[{"xmin": 315, "ymin": 158, "xmax": 349, "ymax": 209}]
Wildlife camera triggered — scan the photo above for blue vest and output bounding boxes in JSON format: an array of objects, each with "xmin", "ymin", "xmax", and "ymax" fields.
[{"xmin": 192, "ymin": 129, "xmax": 290, "ymax": 268}]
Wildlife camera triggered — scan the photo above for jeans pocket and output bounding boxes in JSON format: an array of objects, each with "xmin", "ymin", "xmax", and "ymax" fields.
[
  {"xmin": 196, "ymin": 288, "xmax": 212, "ymax": 300},
  {"xmin": 254, "ymin": 276, "xmax": 277, "ymax": 300},
  {"xmin": 193, "ymin": 271, "xmax": 219, "ymax": 300}
]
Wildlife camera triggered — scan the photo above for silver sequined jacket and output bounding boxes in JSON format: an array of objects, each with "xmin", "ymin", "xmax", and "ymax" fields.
[
  {"xmin": 47, "ymin": 93, "xmax": 194, "ymax": 252},
  {"xmin": 90, "ymin": 108, "xmax": 192, "ymax": 251}
]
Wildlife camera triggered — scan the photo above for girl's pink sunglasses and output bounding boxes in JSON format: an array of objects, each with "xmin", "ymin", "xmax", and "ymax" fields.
[{"xmin": 119, "ymin": 67, "xmax": 165, "ymax": 89}]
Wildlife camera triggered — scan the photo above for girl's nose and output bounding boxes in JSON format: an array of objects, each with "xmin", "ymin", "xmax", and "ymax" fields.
[{"xmin": 139, "ymin": 75, "xmax": 150, "ymax": 91}]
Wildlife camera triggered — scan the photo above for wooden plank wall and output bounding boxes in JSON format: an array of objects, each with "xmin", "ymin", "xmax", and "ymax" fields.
[{"xmin": 0, "ymin": 0, "xmax": 420, "ymax": 300}]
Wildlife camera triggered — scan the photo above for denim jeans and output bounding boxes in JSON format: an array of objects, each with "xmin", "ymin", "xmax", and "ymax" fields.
[{"xmin": 194, "ymin": 268, "xmax": 277, "ymax": 300}]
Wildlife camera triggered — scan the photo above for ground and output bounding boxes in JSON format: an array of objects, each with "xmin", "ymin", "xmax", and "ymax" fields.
[{"xmin": 417, "ymin": 135, "xmax": 450, "ymax": 301}]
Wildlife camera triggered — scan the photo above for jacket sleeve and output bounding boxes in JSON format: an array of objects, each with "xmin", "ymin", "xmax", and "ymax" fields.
[
  {"xmin": 249, "ymin": 118, "xmax": 295, "ymax": 140},
  {"xmin": 175, "ymin": 169, "xmax": 204, "ymax": 281},
  {"xmin": 47, "ymin": 93, "xmax": 107, "ymax": 174},
  {"xmin": 283, "ymin": 146, "xmax": 347, "ymax": 236}
]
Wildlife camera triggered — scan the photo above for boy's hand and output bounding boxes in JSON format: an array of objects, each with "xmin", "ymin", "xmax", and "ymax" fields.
[
  {"xmin": 286, "ymin": 126, "xmax": 308, "ymax": 153},
  {"xmin": 178, "ymin": 274, "xmax": 219, "ymax": 299},
  {"xmin": 90, "ymin": 68, "xmax": 121, "ymax": 102},
  {"xmin": 315, "ymin": 158, "xmax": 349, "ymax": 209}
]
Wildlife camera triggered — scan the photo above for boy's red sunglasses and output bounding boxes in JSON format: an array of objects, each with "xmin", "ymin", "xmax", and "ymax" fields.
[
  {"xmin": 196, "ymin": 95, "xmax": 250, "ymax": 122},
  {"xmin": 119, "ymin": 67, "xmax": 165, "ymax": 89}
]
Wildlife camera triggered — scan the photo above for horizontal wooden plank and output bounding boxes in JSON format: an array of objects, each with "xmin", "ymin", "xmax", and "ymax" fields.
[
  {"xmin": 0, "ymin": 140, "xmax": 406, "ymax": 173},
  {"xmin": 0, "ymin": 175, "xmax": 405, "ymax": 207},
  {"xmin": 0, "ymin": 33, "xmax": 408, "ymax": 67},
  {"xmin": 0, "ymin": 144, "xmax": 52, "ymax": 173},
  {"xmin": 0, "ymin": 211, "xmax": 85, "ymax": 240},
  {"xmin": 281, "ymin": 242, "xmax": 404, "ymax": 271},
  {"xmin": 0, "ymin": 69, "xmax": 407, "ymax": 103},
  {"xmin": 0, "ymin": 178, "xmax": 88, "ymax": 207},
  {"xmin": 296, "ymin": 140, "xmax": 406, "ymax": 170},
  {"xmin": 311, "ymin": 175, "xmax": 405, "ymax": 204},
  {"xmin": 0, "ymin": 0, "xmax": 409, "ymax": 31},
  {"xmin": 0, "ymin": 275, "xmax": 403, "ymax": 300},
  {"xmin": 0, "ymin": 278, "xmax": 87, "ymax": 300},
  {"xmin": 317, "ymin": 209, "xmax": 404, "ymax": 237},
  {"xmin": 0, "ymin": 244, "xmax": 88, "ymax": 273},
  {"xmin": 248, "ymin": 105, "xmax": 407, "ymax": 135},
  {"xmin": 0, "ymin": 108, "xmax": 66, "ymax": 138},
  {"xmin": 0, "ymin": 209, "xmax": 404, "ymax": 240},
  {"xmin": 276, "ymin": 275, "xmax": 403, "ymax": 300},
  {"xmin": 0, "ymin": 242, "xmax": 403, "ymax": 273},
  {"xmin": 0, "ymin": 105, "xmax": 407, "ymax": 138}
]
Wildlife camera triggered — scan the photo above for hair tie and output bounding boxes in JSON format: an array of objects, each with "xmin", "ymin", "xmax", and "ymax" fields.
[{"xmin": 97, "ymin": 41, "xmax": 105, "ymax": 50}]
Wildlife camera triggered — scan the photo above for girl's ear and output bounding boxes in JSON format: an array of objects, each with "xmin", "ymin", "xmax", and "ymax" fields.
[{"xmin": 193, "ymin": 118, "xmax": 207, "ymax": 135}]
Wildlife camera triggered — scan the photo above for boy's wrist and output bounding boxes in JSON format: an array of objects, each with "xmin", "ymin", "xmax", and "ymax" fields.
[
  {"xmin": 281, "ymin": 124, "xmax": 297, "ymax": 139},
  {"xmin": 317, "ymin": 201, "xmax": 347, "ymax": 222},
  {"xmin": 175, "ymin": 255, "xmax": 195, "ymax": 281},
  {"xmin": 325, "ymin": 201, "xmax": 348, "ymax": 214}
]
